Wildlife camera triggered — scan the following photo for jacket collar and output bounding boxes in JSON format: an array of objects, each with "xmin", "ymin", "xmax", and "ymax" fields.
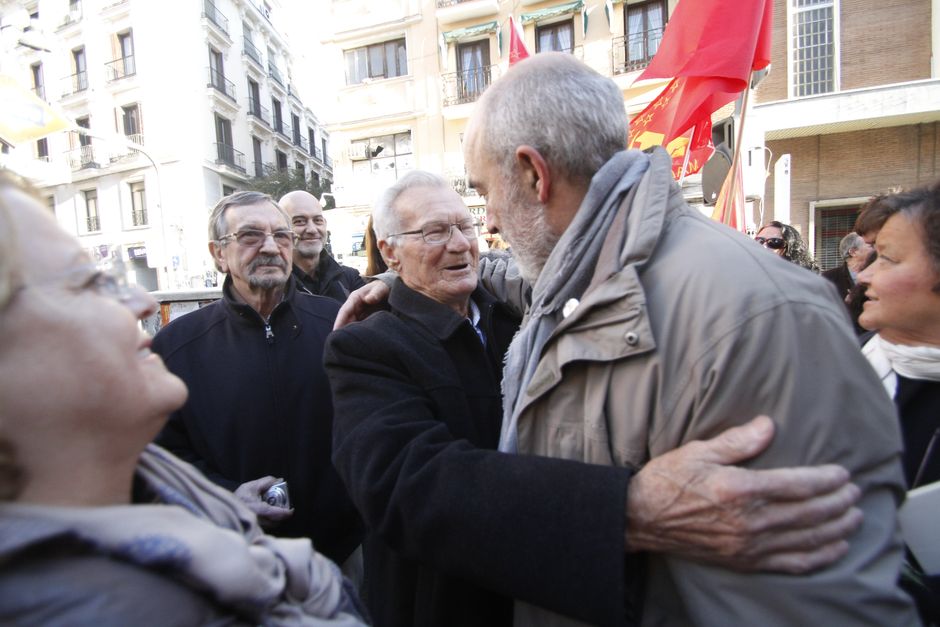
[
  {"xmin": 388, "ymin": 278, "xmax": 495, "ymax": 342},
  {"xmin": 221, "ymin": 274, "xmax": 296, "ymax": 324}
]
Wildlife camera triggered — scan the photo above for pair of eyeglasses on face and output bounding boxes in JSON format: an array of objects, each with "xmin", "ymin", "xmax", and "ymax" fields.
[
  {"xmin": 390, "ymin": 220, "xmax": 483, "ymax": 245},
  {"xmin": 217, "ymin": 229, "xmax": 297, "ymax": 248},
  {"xmin": 755, "ymin": 236, "xmax": 785, "ymax": 250}
]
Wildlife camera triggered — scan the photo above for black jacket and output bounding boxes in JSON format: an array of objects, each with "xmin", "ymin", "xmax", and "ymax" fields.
[
  {"xmin": 324, "ymin": 279, "xmax": 637, "ymax": 627},
  {"xmin": 822, "ymin": 262, "xmax": 866, "ymax": 334},
  {"xmin": 292, "ymin": 252, "xmax": 365, "ymax": 304},
  {"xmin": 153, "ymin": 276, "xmax": 363, "ymax": 564}
]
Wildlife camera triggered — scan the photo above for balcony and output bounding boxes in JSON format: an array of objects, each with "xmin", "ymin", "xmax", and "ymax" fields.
[
  {"xmin": 243, "ymin": 38, "xmax": 263, "ymax": 68},
  {"xmin": 67, "ymin": 144, "xmax": 98, "ymax": 170},
  {"xmin": 105, "ymin": 55, "xmax": 136, "ymax": 82},
  {"xmin": 611, "ymin": 29, "xmax": 663, "ymax": 76},
  {"xmin": 207, "ymin": 67, "xmax": 236, "ymax": 101},
  {"xmin": 62, "ymin": 71, "xmax": 88, "ymax": 97},
  {"xmin": 86, "ymin": 215, "xmax": 101, "ymax": 232},
  {"xmin": 436, "ymin": 0, "xmax": 499, "ymax": 24},
  {"xmin": 32, "ymin": 85, "xmax": 46, "ymax": 101},
  {"xmin": 275, "ymin": 122, "xmax": 293, "ymax": 143},
  {"xmin": 214, "ymin": 142, "xmax": 246, "ymax": 173},
  {"xmin": 131, "ymin": 209, "xmax": 148, "ymax": 227},
  {"xmin": 313, "ymin": 145, "xmax": 323, "ymax": 163},
  {"xmin": 248, "ymin": 97, "xmax": 271, "ymax": 127},
  {"xmin": 447, "ymin": 170, "xmax": 478, "ymax": 197},
  {"xmin": 203, "ymin": 0, "xmax": 229, "ymax": 35},
  {"xmin": 441, "ymin": 64, "xmax": 497, "ymax": 107},
  {"xmin": 268, "ymin": 63, "xmax": 284, "ymax": 87}
]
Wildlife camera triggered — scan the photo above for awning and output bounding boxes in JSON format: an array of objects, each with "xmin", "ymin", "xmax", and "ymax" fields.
[
  {"xmin": 520, "ymin": 0, "xmax": 584, "ymax": 25},
  {"xmin": 442, "ymin": 20, "xmax": 499, "ymax": 43}
]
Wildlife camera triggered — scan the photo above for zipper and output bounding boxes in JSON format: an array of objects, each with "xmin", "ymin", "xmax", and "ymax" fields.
[{"xmin": 265, "ymin": 322, "xmax": 274, "ymax": 344}]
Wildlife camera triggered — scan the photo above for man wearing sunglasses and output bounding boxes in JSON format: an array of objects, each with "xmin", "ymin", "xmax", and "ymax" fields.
[{"xmin": 152, "ymin": 191, "xmax": 363, "ymax": 570}]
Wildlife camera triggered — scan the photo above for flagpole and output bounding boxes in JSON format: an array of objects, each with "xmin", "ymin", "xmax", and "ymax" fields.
[
  {"xmin": 677, "ymin": 125, "xmax": 695, "ymax": 185},
  {"xmin": 724, "ymin": 72, "xmax": 753, "ymax": 226}
]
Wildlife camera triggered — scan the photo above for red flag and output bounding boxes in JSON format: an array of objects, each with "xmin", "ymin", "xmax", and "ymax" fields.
[
  {"xmin": 508, "ymin": 16, "xmax": 530, "ymax": 66},
  {"xmin": 628, "ymin": 0, "xmax": 772, "ymax": 179},
  {"xmin": 711, "ymin": 158, "xmax": 746, "ymax": 233}
]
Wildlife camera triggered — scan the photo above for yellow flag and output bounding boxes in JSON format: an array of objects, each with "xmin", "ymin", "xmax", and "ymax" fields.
[{"xmin": 0, "ymin": 74, "xmax": 72, "ymax": 144}]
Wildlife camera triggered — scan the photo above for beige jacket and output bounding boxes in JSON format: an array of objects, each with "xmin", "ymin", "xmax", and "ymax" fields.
[{"xmin": 509, "ymin": 150, "xmax": 919, "ymax": 626}]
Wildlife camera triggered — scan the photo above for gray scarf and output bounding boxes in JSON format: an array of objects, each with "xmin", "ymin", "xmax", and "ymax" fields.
[
  {"xmin": 0, "ymin": 445, "xmax": 366, "ymax": 626},
  {"xmin": 499, "ymin": 150, "xmax": 650, "ymax": 452}
]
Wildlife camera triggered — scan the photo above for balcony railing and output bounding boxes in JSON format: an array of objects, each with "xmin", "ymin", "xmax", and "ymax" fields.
[
  {"xmin": 251, "ymin": 160, "xmax": 265, "ymax": 178},
  {"xmin": 86, "ymin": 215, "xmax": 100, "ymax": 232},
  {"xmin": 248, "ymin": 97, "xmax": 271, "ymax": 126},
  {"xmin": 313, "ymin": 146, "xmax": 323, "ymax": 162},
  {"xmin": 268, "ymin": 63, "xmax": 284, "ymax": 86},
  {"xmin": 125, "ymin": 132, "xmax": 144, "ymax": 147},
  {"xmin": 214, "ymin": 142, "xmax": 246, "ymax": 172},
  {"xmin": 131, "ymin": 209, "xmax": 148, "ymax": 227},
  {"xmin": 62, "ymin": 71, "xmax": 88, "ymax": 97},
  {"xmin": 276, "ymin": 122, "xmax": 293, "ymax": 141},
  {"xmin": 447, "ymin": 171, "xmax": 478, "ymax": 197},
  {"xmin": 611, "ymin": 29, "xmax": 663, "ymax": 75},
  {"xmin": 32, "ymin": 85, "xmax": 46, "ymax": 101},
  {"xmin": 68, "ymin": 144, "xmax": 98, "ymax": 169},
  {"xmin": 243, "ymin": 37, "xmax": 262, "ymax": 66},
  {"xmin": 207, "ymin": 67, "xmax": 236, "ymax": 101},
  {"xmin": 203, "ymin": 0, "xmax": 229, "ymax": 34},
  {"xmin": 324, "ymin": 154, "xmax": 332, "ymax": 169},
  {"xmin": 441, "ymin": 64, "xmax": 497, "ymax": 106},
  {"xmin": 105, "ymin": 55, "xmax": 136, "ymax": 82}
]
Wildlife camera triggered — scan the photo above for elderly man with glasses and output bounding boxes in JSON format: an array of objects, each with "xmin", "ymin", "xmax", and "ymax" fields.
[{"xmin": 152, "ymin": 191, "xmax": 363, "ymax": 569}]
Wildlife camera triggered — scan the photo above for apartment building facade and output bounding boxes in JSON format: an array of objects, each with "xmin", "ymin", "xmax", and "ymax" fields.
[
  {"xmin": 1, "ymin": 0, "xmax": 332, "ymax": 290},
  {"xmin": 316, "ymin": 0, "xmax": 938, "ymax": 269}
]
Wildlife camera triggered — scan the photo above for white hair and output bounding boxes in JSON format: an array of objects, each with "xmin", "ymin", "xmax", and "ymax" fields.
[
  {"xmin": 372, "ymin": 170, "xmax": 452, "ymax": 241},
  {"xmin": 838, "ymin": 232, "xmax": 864, "ymax": 259}
]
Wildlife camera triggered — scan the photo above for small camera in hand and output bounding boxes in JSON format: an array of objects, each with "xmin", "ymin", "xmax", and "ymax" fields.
[{"xmin": 264, "ymin": 481, "xmax": 290, "ymax": 509}]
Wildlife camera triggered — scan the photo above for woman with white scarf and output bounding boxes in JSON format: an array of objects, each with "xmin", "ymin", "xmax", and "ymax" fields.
[
  {"xmin": 0, "ymin": 169, "xmax": 367, "ymax": 627},
  {"xmin": 856, "ymin": 180, "xmax": 940, "ymax": 624}
]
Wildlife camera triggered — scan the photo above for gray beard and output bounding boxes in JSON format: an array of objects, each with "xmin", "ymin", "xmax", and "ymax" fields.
[{"xmin": 501, "ymin": 186, "xmax": 559, "ymax": 284}]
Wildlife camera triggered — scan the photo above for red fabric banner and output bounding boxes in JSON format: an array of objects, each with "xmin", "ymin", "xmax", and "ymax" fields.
[{"xmin": 509, "ymin": 16, "xmax": 530, "ymax": 66}]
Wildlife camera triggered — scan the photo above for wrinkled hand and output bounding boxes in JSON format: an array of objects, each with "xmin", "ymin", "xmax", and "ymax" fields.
[
  {"xmin": 334, "ymin": 281, "xmax": 391, "ymax": 330},
  {"xmin": 625, "ymin": 416, "xmax": 862, "ymax": 574},
  {"xmin": 234, "ymin": 476, "xmax": 294, "ymax": 529}
]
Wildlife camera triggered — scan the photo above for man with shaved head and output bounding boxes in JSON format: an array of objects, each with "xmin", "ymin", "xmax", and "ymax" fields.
[{"xmin": 280, "ymin": 190, "xmax": 364, "ymax": 303}]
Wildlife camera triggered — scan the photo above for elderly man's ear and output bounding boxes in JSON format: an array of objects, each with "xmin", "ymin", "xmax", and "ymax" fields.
[
  {"xmin": 378, "ymin": 239, "xmax": 400, "ymax": 272},
  {"xmin": 209, "ymin": 241, "xmax": 229, "ymax": 274},
  {"xmin": 515, "ymin": 145, "xmax": 551, "ymax": 203}
]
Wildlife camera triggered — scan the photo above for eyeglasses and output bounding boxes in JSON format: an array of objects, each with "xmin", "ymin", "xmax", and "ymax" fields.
[
  {"xmin": 756, "ymin": 236, "xmax": 785, "ymax": 250},
  {"xmin": 389, "ymin": 220, "xmax": 482, "ymax": 245},
  {"xmin": 218, "ymin": 229, "xmax": 297, "ymax": 248}
]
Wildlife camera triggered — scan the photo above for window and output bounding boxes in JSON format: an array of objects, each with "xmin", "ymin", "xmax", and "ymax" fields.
[
  {"xmin": 121, "ymin": 104, "xmax": 141, "ymax": 142},
  {"xmin": 72, "ymin": 47, "xmax": 87, "ymax": 92},
  {"xmin": 275, "ymin": 149, "xmax": 287, "ymax": 171},
  {"xmin": 349, "ymin": 131, "xmax": 413, "ymax": 187},
  {"xmin": 814, "ymin": 204, "xmax": 860, "ymax": 270},
  {"xmin": 84, "ymin": 189, "xmax": 100, "ymax": 232},
  {"xmin": 130, "ymin": 181, "xmax": 147, "ymax": 227},
  {"xmin": 76, "ymin": 116, "xmax": 91, "ymax": 145},
  {"xmin": 30, "ymin": 62, "xmax": 44, "ymax": 100},
  {"xmin": 312, "ymin": 171, "xmax": 320, "ymax": 187},
  {"xmin": 624, "ymin": 0, "xmax": 666, "ymax": 72},
  {"xmin": 209, "ymin": 47, "xmax": 225, "ymax": 89},
  {"xmin": 215, "ymin": 114, "xmax": 234, "ymax": 165},
  {"xmin": 252, "ymin": 136, "xmax": 263, "ymax": 177},
  {"xmin": 344, "ymin": 38, "xmax": 407, "ymax": 85},
  {"xmin": 308, "ymin": 127, "xmax": 316, "ymax": 155},
  {"xmin": 791, "ymin": 0, "xmax": 836, "ymax": 96},
  {"xmin": 453, "ymin": 40, "xmax": 492, "ymax": 105},
  {"xmin": 248, "ymin": 79, "xmax": 261, "ymax": 113},
  {"xmin": 291, "ymin": 113, "xmax": 301, "ymax": 145},
  {"xmin": 272, "ymin": 97, "xmax": 283, "ymax": 133},
  {"xmin": 536, "ymin": 20, "xmax": 574, "ymax": 53},
  {"xmin": 295, "ymin": 162, "xmax": 305, "ymax": 179},
  {"xmin": 36, "ymin": 138, "xmax": 49, "ymax": 160},
  {"xmin": 118, "ymin": 31, "xmax": 135, "ymax": 76},
  {"xmin": 222, "ymin": 185, "xmax": 236, "ymax": 196}
]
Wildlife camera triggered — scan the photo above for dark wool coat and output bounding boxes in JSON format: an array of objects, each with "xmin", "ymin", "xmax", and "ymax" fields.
[
  {"xmin": 153, "ymin": 276, "xmax": 363, "ymax": 564},
  {"xmin": 292, "ymin": 251, "xmax": 365, "ymax": 304},
  {"xmin": 324, "ymin": 279, "xmax": 639, "ymax": 627}
]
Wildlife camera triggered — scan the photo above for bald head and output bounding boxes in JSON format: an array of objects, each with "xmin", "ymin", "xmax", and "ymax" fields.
[
  {"xmin": 280, "ymin": 190, "xmax": 327, "ymax": 269},
  {"xmin": 466, "ymin": 52, "xmax": 627, "ymax": 185}
]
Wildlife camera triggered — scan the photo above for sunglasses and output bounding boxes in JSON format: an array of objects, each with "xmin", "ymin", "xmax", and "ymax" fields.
[{"xmin": 756, "ymin": 236, "xmax": 785, "ymax": 250}]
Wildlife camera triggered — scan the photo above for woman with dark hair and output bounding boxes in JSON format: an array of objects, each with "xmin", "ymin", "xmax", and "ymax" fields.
[
  {"xmin": 756, "ymin": 220, "xmax": 820, "ymax": 272},
  {"xmin": 0, "ymin": 170, "xmax": 366, "ymax": 626},
  {"xmin": 856, "ymin": 180, "xmax": 940, "ymax": 624}
]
